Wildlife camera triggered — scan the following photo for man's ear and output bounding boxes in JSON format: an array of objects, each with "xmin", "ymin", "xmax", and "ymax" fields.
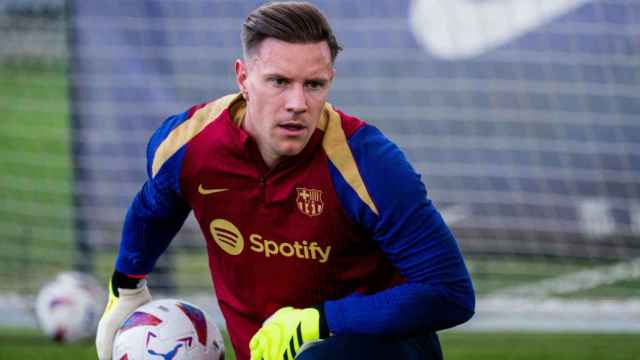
[{"xmin": 235, "ymin": 59, "xmax": 249, "ymax": 99}]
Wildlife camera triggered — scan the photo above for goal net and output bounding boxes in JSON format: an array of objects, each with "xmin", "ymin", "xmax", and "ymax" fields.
[{"xmin": 1, "ymin": 0, "xmax": 639, "ymax": 330}]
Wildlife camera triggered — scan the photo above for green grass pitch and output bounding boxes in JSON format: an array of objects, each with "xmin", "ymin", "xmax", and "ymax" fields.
[{"xmin": 1, "ymin": 328, "xmax": 639, "ymax": 360}]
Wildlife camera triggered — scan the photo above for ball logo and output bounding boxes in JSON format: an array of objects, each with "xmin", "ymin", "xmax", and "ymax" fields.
[
  {"xmin": 118, "ymin": 311, "xmax": 162, "ymax": 334},
  {"xmin": 210, "ymin": 219, "xmax": 244, "ymax": 255}
]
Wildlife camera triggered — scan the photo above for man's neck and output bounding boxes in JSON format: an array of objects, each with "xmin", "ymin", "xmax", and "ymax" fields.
[{"xmin": 240, "ymin": 112, "xmax": 280, "ymax": 169}]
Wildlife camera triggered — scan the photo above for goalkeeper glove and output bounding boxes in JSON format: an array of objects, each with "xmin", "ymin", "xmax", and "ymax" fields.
[
  {"xmin": 249, "ymin": 306, "xmax": 329, "ymax": 360},
  {"xmin": 95, "ymin": 271, "xmax": 151, "ymax": 360}
]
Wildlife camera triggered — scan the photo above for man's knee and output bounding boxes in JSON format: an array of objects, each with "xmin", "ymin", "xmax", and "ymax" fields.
[
  {"xmin": 296, "ymin": 333, "xmax": 442, "ymax": 360},
  {"xmin": 296, "ymin": 336, "xmax": 376, "ymax": 360}
]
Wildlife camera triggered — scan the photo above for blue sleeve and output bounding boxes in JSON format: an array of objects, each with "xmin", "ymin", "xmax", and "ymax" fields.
[
  {"xmin": 325, "ymin": 124, "xmax": 475, "ymax": 335},
  {"xmin": 115, "ymin": 111, "xmax": 191, "ymax": 276}
]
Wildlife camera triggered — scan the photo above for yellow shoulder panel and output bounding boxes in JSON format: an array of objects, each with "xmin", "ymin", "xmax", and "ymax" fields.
[
  {"xmin": 151, "ymin": 93, "xmax": 241, "ymax": 177},
  {"xmin": 321, "ymin": 105, "xmax": 379, "ymax": 216}
]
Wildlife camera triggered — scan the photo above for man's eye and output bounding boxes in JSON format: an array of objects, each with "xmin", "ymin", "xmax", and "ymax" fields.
[
  {"xmin": 306, "ymin": 81, "xmax": 324, "ymax": 90},
  {"xmin": 271, "ymin": 78, "xmax": 288, "ymax": 86}
]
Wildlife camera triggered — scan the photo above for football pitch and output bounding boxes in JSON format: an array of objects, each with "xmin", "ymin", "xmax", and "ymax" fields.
[{"xmin": 1, "ymin": 327, "xmax": 639, "ymax": 360}]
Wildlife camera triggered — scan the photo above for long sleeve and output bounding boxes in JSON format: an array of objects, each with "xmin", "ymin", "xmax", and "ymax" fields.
[
  {"xmin": 115, "ymin": 110, "xmax": 193, "ymax": 276},
  {"xmin": 325, "ymin": 124, "xmax": 475, "ymax": 335}
]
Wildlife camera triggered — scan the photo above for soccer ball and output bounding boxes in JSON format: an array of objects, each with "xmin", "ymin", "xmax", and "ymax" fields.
[
  {"xmin": 35, "ymin": 271, "xmax": 105, "ymax": 343},
  {"xmin": 112, "ymin": 299, "xmax": 225, "ymax": 360}
]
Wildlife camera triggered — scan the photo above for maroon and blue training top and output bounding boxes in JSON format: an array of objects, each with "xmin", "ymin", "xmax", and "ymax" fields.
[{"xmin": 116, "ymin": 93, "xmax": 475, "ymax": 360}]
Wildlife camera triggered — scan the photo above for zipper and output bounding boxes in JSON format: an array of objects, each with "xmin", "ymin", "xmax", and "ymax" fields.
[
  {"xmin": 258, "ymin": 165, "xmax": 278, "ymax": 204},
  {"xmin": 256, "ymin": 155, "xmax": 296, "ymax": 204}
]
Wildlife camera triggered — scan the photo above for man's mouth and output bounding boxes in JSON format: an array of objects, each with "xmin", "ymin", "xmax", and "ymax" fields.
[{"xmin": 278, "ymin": 123, "xmax": 306, "ymax": 133}]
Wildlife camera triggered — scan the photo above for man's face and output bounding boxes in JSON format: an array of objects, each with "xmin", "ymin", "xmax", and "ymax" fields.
[{"xmin": 236, "ymin": 38, "xmax": 335, "ymax": 167}]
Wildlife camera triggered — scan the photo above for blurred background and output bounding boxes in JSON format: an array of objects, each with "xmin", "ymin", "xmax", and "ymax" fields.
[{"xmin": 1, "ymin": 0, "xmax": 639, "ymax": 358}]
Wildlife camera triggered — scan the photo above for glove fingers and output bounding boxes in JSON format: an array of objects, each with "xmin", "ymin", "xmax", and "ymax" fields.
[
  {"xmin": 268, "ymin": 322, "xmax": 287, "ymax": 360},
  {"xmin": 250, "ymin": 328, "xmax": 263, "ymax": 360},
  {"xmin": 264, "ymin": 306, "xmax": 292, "ymax": 325},
  {"xmin": 96, "ymin": 281, "xmax": 118, "ymax": 360},
  {"xmin": 255, "ymin": 329, "xmax": 274, "ymax": 360},
  {"xmin": 95, "ymin": 314, "xmax": 119, "ymax": 359},
  {"xmin": 250, "ymin": 307, "xmax": 321, "ymax": 360},
  {"xmin": 95, "ymin": 280, "xmax": 151, "ymax": 360}
]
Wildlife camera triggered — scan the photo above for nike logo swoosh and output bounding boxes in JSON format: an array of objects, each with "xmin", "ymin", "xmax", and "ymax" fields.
[
  {"xmin": 198, "ymin": 184, "xmax": 229, "ymax": 195},
  {"xmin": 410, "ymin": 0, "xmax": 591, "ymax": 60}
]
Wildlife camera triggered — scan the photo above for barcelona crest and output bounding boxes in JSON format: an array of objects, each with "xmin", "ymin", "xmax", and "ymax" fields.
[{"xmin": 296, "ymin": 188, "xmax": 324, "ymax": 217}]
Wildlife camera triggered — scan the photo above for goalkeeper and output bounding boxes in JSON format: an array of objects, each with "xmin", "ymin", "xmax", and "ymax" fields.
[{"xmin": 96, "ymin": 1, "xmax": 475, "ymax": 359}]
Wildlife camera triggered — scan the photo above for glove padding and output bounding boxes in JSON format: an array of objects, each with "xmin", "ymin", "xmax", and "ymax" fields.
[
  {"xmin": 95, "ymin": 278, "xmax": 151, "ymax": 360},
  {"xmin": 250, "ymin": 307, "xmax": 323, "ymax": 360}
]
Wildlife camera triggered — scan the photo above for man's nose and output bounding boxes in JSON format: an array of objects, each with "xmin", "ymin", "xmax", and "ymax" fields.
[{"xmin": 285, "ymin": 84, "xmax": 308, "ymax": 113}]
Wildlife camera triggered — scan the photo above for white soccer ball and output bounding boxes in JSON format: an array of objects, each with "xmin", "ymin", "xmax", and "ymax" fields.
[
  {"xmin": 112, "ymin": 299, "xmax": 225, "ymax": 360},
  {"xmin": 35, "ymin": 271, "xmax": 105, "ymax": 343}
]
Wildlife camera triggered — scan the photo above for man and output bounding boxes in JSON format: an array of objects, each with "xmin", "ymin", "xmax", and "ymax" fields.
[{"xmin": 96, "ymin": 2, "xmax": 475, "ymax": 360}]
